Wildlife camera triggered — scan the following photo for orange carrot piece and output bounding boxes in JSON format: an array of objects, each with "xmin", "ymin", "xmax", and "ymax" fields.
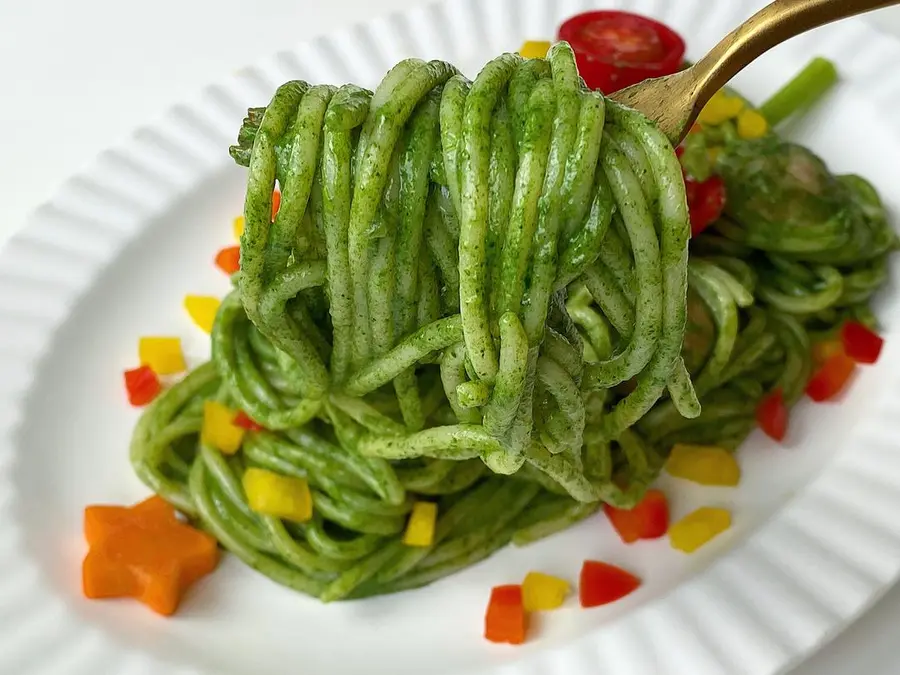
[{"xmin": 82, "ymin": 496, "xmax": 219, "ymax": 616}]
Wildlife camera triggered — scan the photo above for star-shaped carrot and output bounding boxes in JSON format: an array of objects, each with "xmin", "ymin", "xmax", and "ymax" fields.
[{"xmin": 82, "ymin": 496, "xmax": 219, "ymax": 616}]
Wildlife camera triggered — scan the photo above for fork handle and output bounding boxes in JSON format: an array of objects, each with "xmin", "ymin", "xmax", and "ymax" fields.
[{"xmin": 692, "ymin": 0, "xmax": 899, "ymax": 102}]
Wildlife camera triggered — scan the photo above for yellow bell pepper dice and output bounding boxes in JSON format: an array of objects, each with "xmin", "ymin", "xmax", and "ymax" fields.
[
  {"xmin": 519, "ymin": 41, "xmax": 551, "ymax": 59},
  {"xmin": 522, "ymin": 571, "xmax": 570, "ymax": 611},
  {"xmin": 669, "ymin": 507, "xmax": 731, "ymax": 554},
  {"xmin": 403, "ymin": 501, "xmax": 438, "ymax": 547},
  {"xmin": 184, "ymin": 295, "xmax": 221, "ymax": 334},
  {"xmin": 233, "ymin": 215, "xmax": 245, "ymax": 240},
  {"xmin": 138, "ymin": 336, "xmax": 186, "ymax": 375},
  {"xmin": 666, "ymin": 444, "xmax": 741, "ymax": 487},
  {"xmin": 201, "ymin": 401, "xmax": 246, "ymax": 455},
  {"xmin": 697, "ymin": 90, "xmax": 745, "ymax": 126},
  {"xmin": 737, "ymin": 109, "xmax": 769, "ymax": 139},
  {"xmin": 243, "ymin": 468, "xmax": 313, "ymax": 523}
]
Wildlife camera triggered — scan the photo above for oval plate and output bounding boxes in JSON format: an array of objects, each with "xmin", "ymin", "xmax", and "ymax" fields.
[{"xmin": 2, "ymin": 0, "xmax": 900, "ymax": 673}]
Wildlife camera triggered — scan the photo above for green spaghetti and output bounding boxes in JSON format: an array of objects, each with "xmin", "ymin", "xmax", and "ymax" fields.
[{"xmin": 129, "ymin": 42, "xmax": 893, "ymax": 602}]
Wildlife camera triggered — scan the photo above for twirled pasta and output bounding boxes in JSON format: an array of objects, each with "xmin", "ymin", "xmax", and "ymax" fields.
[{"xmin": 132, "ymin": 43, "xmax": 700, "ymax": 601}]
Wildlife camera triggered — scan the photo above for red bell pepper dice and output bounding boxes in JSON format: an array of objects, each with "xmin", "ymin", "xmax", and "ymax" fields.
[
  {"xmin": 604, "ymin": 489, "xmax": 669, "ymax": 544},
  {"xmin": 124, "ymin": 366, "xmax": 161, "ymax": 406},
  {"xmin": 485, "ymin": 584, "xmax": 528, "ymax": 645},
  {"xmin": 757, "ymin": 388, "xmax": 788, "ymax": 442},
  {"xmin": 271, "ymin": 190, "xmax": 282, "ymax": 220},
  {"xmin": 806, "ymin": 352, "xmax": 856, "ymax": 402},
  {"xmin": 580, "ymin": 560, "xmax": 641, "ymax": 608},
  {"xmin": 233, "ymin": 410, "xmax": 265, "ymax": 432},
  {"xmin": 558, "ymin": 11, "xmax": 685, "ymax": 94},
  {"xmin": 841, "ymin": 321, "xmax": 884, "ymax": 364},
  {"xmin": 685, "ymin": 175, "xmax": 726, "ymax": 237}
]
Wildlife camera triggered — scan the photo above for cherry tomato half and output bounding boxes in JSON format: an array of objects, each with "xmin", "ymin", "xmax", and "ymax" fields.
[{"xmin": 558, "ymin": 11, "xmax": 686, "ymax": 93}]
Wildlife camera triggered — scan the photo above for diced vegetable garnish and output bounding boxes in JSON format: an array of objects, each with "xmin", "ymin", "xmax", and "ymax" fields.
[
  {"xmin": 123, "ymin": 366, "xmax": 162, "ymax": 406},
  {"xmin": 736, "ymin": 109, "xmax": 769, "ymax": 139},
  {"xmin": 271, "ymin": 190, "xmax": 282, "ymax": 219},
  {"xmin": 604, "ymin": 489, "xmax": 669, "ymax": 544},
  {"xmin": 233, "ymin": 215, "xmax": 245, "ymax": 240},
  {"xmin": 579, "ymin": 560, "xmax": 641, "ymax": 608},
  {"xmin": 82, "ymin": 496, "xmax": 219, "ymax": 616},
  {"xmin": 233, "ymin": 410, "xmax": 265, "ymax": 432},
  {"xmin": 519, "ymin": 41, "xmax": 551, "ymax": 59},
  {"xmin": 666, "ymin": 444, "xmax": 740, "ymax": 487},
  {"xmin": 243, "ymin": 468, "xmax": 313, "ymax": 522},
  {"xmin": 138, "ymin": 336, "xmax": 186, "ymax": 376},
  {"xmin": 685, "ymin": 174, "xmax": 726, "ymax": 237},
  {"xmin": 484, "ymin": 585, "xmax": 528, "ymax": 644},
  {"xmin": 402, "ymin": 501, "xmax": 438, "ymax": 547},
  {"xmin": 522, "ymin": 572, "xmax": 570, "ymax": 611},
  {"xmin": 201, "ymin": 401, "xmax": 246, "ymax": 454},
  {"xmin": 841, "ymin": 321, "xmax": 884, "ymax": 364},
  {"xmin": 184, "ymin": 295, "xmax": 221, "ymax": 334},
  {"xmin": 215, "ymin": 246, "xmax": 241, "ymax": 276},
  {"xmin": 812, "ymin": 339, "xmax": 843, "ymax": 367},
  {"xmin": 557, "ymin": 11, "xmax": 685, "ymax": 93},
  {"xmin": 806, "ymin": 351, "xmax": 856, "ymax": 402},
  {"xmin": 756, "ymin": 388, "xmax": 788, "ymax": 442},
  {"xmin": 698, "ymin": 90, "xmax": 745, "ymax": 126},
  {"xmin": 669, "ymin": 507, "xmax": 731, "ymax": 553}
]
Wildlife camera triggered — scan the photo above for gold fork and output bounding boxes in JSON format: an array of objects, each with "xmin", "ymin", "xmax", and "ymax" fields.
[{"xmin": 611, "ymin": 0, "xmax": 900, "ymax": 144}]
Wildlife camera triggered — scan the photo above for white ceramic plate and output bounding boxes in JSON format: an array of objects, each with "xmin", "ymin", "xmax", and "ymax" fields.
[{"xmin": 3, "ymin": 0, "xmax": 900, "ymax": 673}]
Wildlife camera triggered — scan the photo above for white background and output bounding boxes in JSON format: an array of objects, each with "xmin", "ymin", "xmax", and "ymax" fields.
[{"xmin": 2, "ymin": 1, "xmax": 900, "ymax": 673}]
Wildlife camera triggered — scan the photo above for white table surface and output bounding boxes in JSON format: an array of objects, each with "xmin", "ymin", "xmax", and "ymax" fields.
[{"xmin": 2, "ymin": 1, "xmax": 900, "ymax": 673}]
